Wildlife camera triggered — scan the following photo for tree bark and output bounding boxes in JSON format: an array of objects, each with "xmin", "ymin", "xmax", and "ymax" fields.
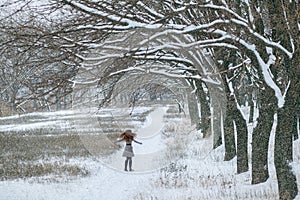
[
  {"xmin": 222, "ymin": 79, "xmax": 248, "ymax": 172},
  {"xmin": 208, "ymin": 85, "xmax": 225, "ymax": 149},
  {"xmin": 235, "ymin": 108, "xmax": 248, "ymax": 174},
  {"xmin": 248, "ymin": 94, "xmax": 255, "ymax": 123},
  {"xmin": 187, "ymin": 89, "xmax": 200, "ymax": 126},
  {"xmin": 274, "ymin": 54, "xmax": 299, "ymax": 200},
  {"xmin": 275, "ymin": 101, "xmax": 298, "ymax": 199},
  {"xmin": 223, "ymin": 95, "xmax": 236, "ymax": 161},
  {"xmin": 195, "ymin": 80, "xmax": 211, "ymax": 137},
  {"xmin": 251, "ymin": 86, "xmax": 276, "ymax": 184}
]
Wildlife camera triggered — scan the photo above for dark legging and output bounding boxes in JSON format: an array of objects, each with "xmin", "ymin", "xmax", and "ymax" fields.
[{"xmin": 124, "ymin": 157, "xmax": 132, "ymax": 171}]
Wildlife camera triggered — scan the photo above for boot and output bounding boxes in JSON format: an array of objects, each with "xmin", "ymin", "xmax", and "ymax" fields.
[
  {"xmin": 129, "ymin": 158, "xmax": 133, "ymax": 171},
  {"xmin": 124, "ymin": 159, "xmax": 128, "ymax": 171}
]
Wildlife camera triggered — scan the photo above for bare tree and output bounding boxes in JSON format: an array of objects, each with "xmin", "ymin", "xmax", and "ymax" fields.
[{"xmin": 0, "ymin": 3, "xmax": 79, "ymax": 113}]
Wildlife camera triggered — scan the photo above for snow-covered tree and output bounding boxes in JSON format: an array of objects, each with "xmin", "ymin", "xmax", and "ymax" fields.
[
  {"xmin": 51, "ymin": 1, "xmax": 299, "ymax": 198},
  {"xmin": 0, "ymin": 3, "xmax": 79, "ymax": 113},
  {"xmin": 1, "ymin": 0, "xmax": 299, "ymax": 198}
]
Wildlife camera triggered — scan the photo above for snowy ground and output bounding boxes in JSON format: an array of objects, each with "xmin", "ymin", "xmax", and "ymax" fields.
[{"xmin": 0, "ymin": 105, "xmax": 299, "ymax": 200}]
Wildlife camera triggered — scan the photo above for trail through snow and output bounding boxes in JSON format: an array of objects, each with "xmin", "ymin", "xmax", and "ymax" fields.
[
  {"xmin": 102, "ymin": 107, "xmax": 169, "ymax": 172},
  {"xmin": 0, "ymin": 107, "xmax": 171, "ymax": 200}
]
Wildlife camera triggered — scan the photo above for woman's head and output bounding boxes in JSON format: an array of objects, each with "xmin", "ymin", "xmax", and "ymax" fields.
[{"xmin": 119, "ymin": 129, "xmax": 136, "ymax": 141}]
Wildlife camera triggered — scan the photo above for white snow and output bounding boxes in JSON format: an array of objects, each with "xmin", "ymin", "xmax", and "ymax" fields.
[
  {"xmin": 0, "ymin": 106, "xmax": 299, "ymax": 200},
  {"xmin": 0, "ymin": 120, "xmax": 69, "ymax": 132},
  {"xmin": 0, "ymin": 163, "xmax": 153, "ymax": 200}
]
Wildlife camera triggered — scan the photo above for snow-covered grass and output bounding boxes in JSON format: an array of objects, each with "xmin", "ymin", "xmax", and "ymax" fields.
[
  {"xmin": 132, "ymin": 108, "xmax": 300, "ymax": 200},
  {"xmin": 0, "ymin": 104, "xmax": 299, "ymax": 200},
  {"xmin": 0, "ymin": 106, "xmax": 155, "ymax": 182},
  {"xmin": 134, "ymin": 139, "xmax": 282, "ymax": 200},
  {"xmin": 0, "ymin": 129, "xmax": 90, "ymax": 182}
]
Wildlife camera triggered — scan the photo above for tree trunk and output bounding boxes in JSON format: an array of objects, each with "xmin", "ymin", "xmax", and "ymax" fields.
[
  {"xmin": 210, "ymin": 87, "xmax": 225, "ymax": 149},
  {"xmin": 275, "ymin": 107, "xmax": 298, "ymax": 199},
  {"xmin": 222, "ymin": 79, "xmax": 236, "ymax": 161},
  {"xmin": 292, "ymin": 110, "xmax": 299, "ymax": 140},
  {"xmin": 274, "ymin": 55, "xmax": 299, "ymax": 199},
  {"xmin": 235, "ymin": 109, "xmax": 248, "ymax": 174},
  {"xmin": 222, "ymin": 79, "xmax": 248, "ymax": 172},
  {"xmin": 251, "ymin": 86, "xmax": 276, "ymax": 184},
  {"xmin": 248, "ymin": 94, "xmax": 255, "ymax": 123},
  {"xmin": 195, "ymin": 80, "xmax": 211, "ymax": 137},
  {"xmin": 187, "ymin": 90, "xmax": 200, "ymax": 126},
  {"xmin": 223, "ymin": 94, "xmax": 236, "ymax": 161}
]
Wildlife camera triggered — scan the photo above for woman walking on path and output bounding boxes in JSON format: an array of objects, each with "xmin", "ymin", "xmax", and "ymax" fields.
[{"xmin": 115, "ymin": 130, "xmax": 142, "ymax": 171}]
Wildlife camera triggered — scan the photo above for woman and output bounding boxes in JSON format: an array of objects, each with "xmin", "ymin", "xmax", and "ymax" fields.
[{"xmin": 115, "ymin": 129, "xmax": 142, "ymax": 171}]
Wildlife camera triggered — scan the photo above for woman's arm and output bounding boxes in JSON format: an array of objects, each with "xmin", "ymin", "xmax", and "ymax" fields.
[
  {"xmin": 115, "ymin": 138, "xmax": 124, "ymax": 143},
  {"xmin": 133, "ymin": 139, "xmax": 142, "ymax": 145}
]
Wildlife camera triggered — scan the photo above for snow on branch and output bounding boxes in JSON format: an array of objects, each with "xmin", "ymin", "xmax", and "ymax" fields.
[
  {"xmin": 136, "ymin": 1, "xmax": 164, "ymax": 19},
  {"xmin": 198, "ymin": 4, "xmax": 248, "ymax": 24},
  {"xmin": 108, "ymin": 65, "xmax": 220, "ymax": 85},
  {"xmin": 229, "ymin": 18, "xmax": 293, "ymax": 58},
  {"xmin": 61, "ymin": 0, "xmax": 292, "ymax": 62},
  {"xmin": 62, "ymin": 0, "xmax": 164, "ymax": 29}
]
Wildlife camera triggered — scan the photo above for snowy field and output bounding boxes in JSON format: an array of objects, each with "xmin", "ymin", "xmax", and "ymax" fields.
[{"xmin": 0, "ymin": 104, "xmax": 299, "ymax": 200}]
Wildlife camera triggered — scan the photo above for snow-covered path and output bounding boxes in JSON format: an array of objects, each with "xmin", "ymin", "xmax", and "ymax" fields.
[
  {"xmin": 0, "ymin": 107, "xmax": 172, "ymax": 200},
  {"xmin": 137, "ymin": 107, "xmax": 166, "ymax": 138},
  {"xmin": 102, "ymin": 107, "xmax": 169, "ymax": 172}
]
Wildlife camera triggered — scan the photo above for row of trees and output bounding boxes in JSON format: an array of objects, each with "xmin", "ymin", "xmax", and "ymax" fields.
[
  {"xmin": 0, "ymin": 0, "xmax": 79, "ymax": 114},
  {"xmin": 0, "ymin": 0, "xmax": 299, "ymax": 199}
]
